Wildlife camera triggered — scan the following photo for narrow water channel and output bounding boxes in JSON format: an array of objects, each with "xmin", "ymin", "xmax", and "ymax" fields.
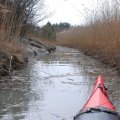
[{"xmin": 0, "ymin": 47, "xmax": 120, "ymax": 120}]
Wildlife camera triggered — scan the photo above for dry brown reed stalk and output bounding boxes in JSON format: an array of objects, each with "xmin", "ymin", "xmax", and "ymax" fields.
[
  {"xmin": 0, "ymin": 34, "xmax": 26, "ymax": 61},
  {"xmin": 57, "ymin": 1, "xmax": 120, "ymax": 69}
]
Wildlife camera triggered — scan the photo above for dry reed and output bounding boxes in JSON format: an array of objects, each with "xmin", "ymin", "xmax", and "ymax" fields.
[
  {"xmin": 57, "ymin": 1, "xmax": 120, "ymax": 70},
  {"xmin": 0, "ymin": 34, "xmax": 26, "ymax": 62}
]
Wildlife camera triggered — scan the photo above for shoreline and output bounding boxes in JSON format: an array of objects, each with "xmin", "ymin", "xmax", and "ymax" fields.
[
  {"xmin": 0, "ymin": 52, "xmax": 28, "ymax": 77},
  {"xmin": 0, "ymin": 38, "xmax": 56, "ymax": 78},
  {"xmin": 56, "ymin": 41, "xmax": 120, "ymax": 73}
]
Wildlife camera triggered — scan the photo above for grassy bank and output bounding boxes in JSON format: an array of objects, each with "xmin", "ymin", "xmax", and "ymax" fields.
[{"xmin": 57, "ymin": 1, "xmax": 120, "ymax": 71}]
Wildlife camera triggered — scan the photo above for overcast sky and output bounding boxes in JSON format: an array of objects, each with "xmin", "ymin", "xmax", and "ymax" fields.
[{"xmin": 39, "ymin": 0, "xmax": 102, "ymax": 26}]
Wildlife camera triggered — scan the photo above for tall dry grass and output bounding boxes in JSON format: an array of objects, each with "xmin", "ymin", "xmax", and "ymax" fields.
[
  {"xmin": 0, "ymin": 34, "xmax": 26, "ymax": 62},
  {"xmin": 0, "ymin": 0, "xmax": 27, "ymax": 61},
  {"xmin": 57, "ymin": 1, "xmax": 120, "ymax": 69}
]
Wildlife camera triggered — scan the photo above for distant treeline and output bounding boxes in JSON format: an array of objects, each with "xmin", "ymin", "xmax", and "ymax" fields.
[
  {"xmin": 53, "ymin": 22, "xmax": 71, "ymax": 32},
  {"xmin": 28, "ymin": 22, "xmax": 71, "ymax": 41}
]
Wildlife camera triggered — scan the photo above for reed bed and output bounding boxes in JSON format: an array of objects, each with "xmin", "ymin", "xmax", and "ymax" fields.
[
  {"xmin": 0, "ymin": 34, "xmax": 26, "ymax": 63},
  {"xmin": 57, "ymin": 1, "xmax": 120, "ymax": 70}
]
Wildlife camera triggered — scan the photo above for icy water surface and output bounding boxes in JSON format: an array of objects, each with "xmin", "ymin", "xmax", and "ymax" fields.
[{"xmin": 0, "ymin": 47, "xmax": 120, "ymax": 120}]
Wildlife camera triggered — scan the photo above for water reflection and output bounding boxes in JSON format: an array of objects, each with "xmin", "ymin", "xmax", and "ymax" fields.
[{"xmin": 0, "ymin": 47, "xmax": 120, "ymax": 120}]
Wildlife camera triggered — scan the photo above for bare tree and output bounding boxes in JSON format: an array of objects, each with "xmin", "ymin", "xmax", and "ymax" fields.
[{"xmin": 0, "ymin": 0, "xmax": 47, "ymax": 40}]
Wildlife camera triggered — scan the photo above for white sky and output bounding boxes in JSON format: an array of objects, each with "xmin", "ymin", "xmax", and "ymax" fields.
[{"xmin": 39, "ymin": 0, "xmax": 102, "ymax": 26}]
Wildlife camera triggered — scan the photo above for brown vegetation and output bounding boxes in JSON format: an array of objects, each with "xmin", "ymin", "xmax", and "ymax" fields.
[
  {"xmin": 0, "ymin": 0, "xmax": 46, "ymax": 76},
  {"xmin": 57, "ymin": 1, "xmax": 120, "ymax": 71},
  {"xmin": 0, "ymin": 0, "xmax": 46, "ymax": 54}
]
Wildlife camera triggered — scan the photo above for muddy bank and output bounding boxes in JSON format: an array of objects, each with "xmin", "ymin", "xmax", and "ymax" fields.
[
  {"xmin": 56, "ymin": 41, "xmax": 120, "ymax": 73},
  {"xmin": 0, "ymin": 38, "xmax": 56, "ymax": 77},
  {"xmin": 0, "ymin": 52, "xmax": 28, "ymax": 77},
  {"xmin": 80, "ymin": 49, "xmax": 120, "ymax": 71},
  {"xmin": 83, "ymin": 49, "xmax": 120, "ymax": 73},
  {"xmin": 28, "ymin": 38, "xmax": 56, "ymax": 53}
]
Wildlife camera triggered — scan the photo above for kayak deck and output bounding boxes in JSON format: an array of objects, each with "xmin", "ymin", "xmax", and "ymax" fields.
[{"xmin": 82, "ymin": 76, "xmax": 115, "ymax": 111}]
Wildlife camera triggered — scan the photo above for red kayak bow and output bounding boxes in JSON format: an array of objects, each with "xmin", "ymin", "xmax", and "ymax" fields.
[
  {"xmin": 82, "ymin": 76, "xmax": 115, "ymax": 111},
  {"xmin": 74, "ymin": 76, "xmax": 120, "ymax": 120}
]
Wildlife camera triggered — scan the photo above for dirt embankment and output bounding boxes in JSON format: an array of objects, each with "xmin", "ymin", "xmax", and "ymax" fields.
[
  {"xmin": 28, "ymin": 38, "xmax": 56, "ymax": 53},
  {"xmin": 0, "ymin": 38, "xmax": 28, "ymax": 77},
  {"xmin": 0, "ymin": 53, "xmax": 28, "ymax": 76},
  {"xmin": 0, "ymin": 37, "xmax": 57, "ymax": 77}
]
